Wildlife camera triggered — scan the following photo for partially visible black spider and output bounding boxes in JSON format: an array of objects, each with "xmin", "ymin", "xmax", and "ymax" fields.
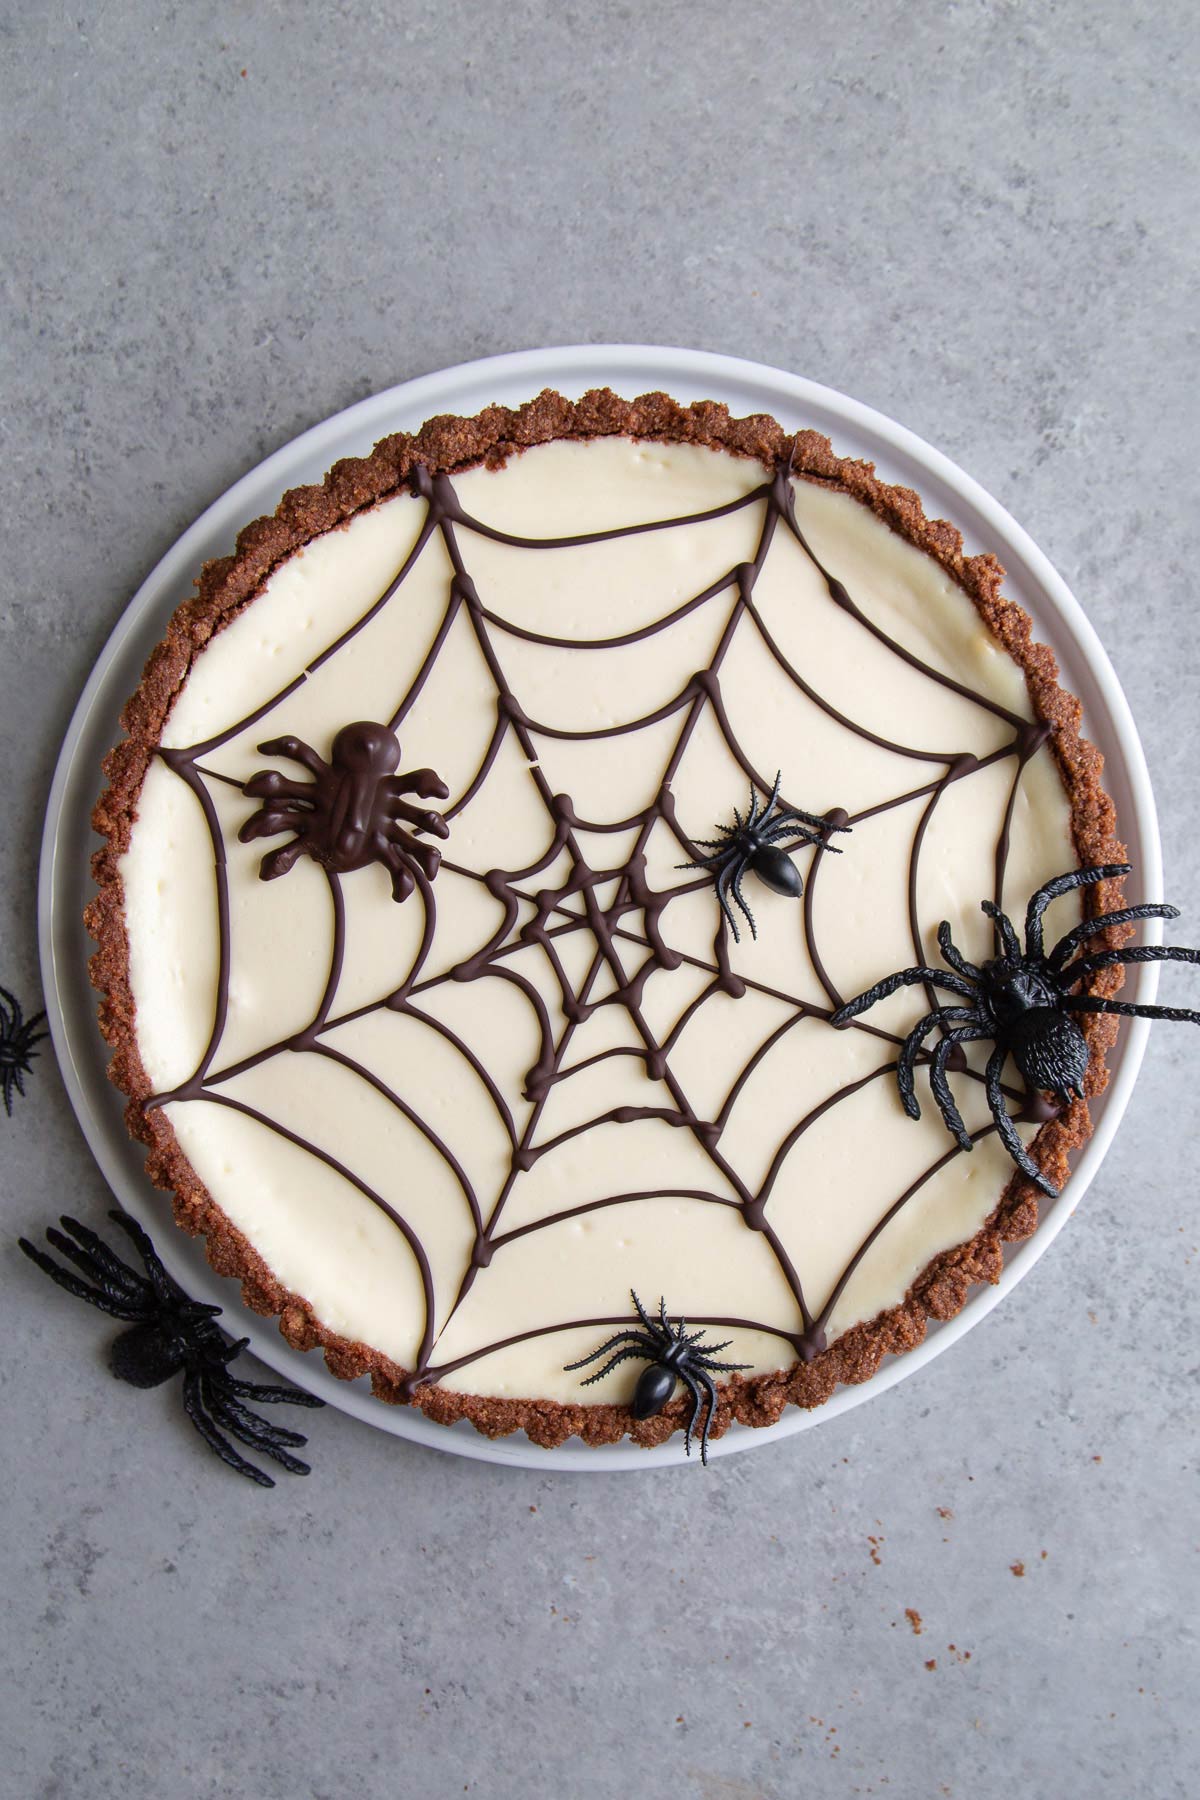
[
  {"xmin": 677, "ymin": 771, "xmax": 849, "ymax": 944},
  {"xmin": 239, "ymin": 719, "xmax": 449, "ymax": 902},
  {"xmin": 832, "ymin": 863, "xmax": 1200, "ymax": 1197},
  {"xmin": 18, "ymin": 1211, "xmax": 323, "ymax": 1487},
  {"xmin": 564, "ymin": 1290, "xmax": 750, "ymax": 1464},
  {"xmin": 1, "ymin": 984, "xmax": 46, "ymax": 1117}
]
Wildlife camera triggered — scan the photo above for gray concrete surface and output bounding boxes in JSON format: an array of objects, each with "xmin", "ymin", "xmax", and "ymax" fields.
[{"xmin": 2, "ymin": 3, "xmax": 1197, "ymax": 1796}]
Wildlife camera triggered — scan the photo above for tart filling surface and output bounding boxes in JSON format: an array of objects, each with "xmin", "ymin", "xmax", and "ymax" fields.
[{"xmin": 90, "ymin": 391, "xmax": 1123, "ymax": 1447}]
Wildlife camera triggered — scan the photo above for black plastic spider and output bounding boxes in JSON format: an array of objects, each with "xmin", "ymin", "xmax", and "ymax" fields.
[
  {"xmin": 18, "ymin": 1211, "xmax": 323, "ymax": 1487},
  {"xmin": 239, "ymin": 719, "xmax": 449, "ymax": 902},
  {"xmin": 677, "ymin": 772, "xmax": 849, "ymax": 944},
  {"xmin": 1, "ymin": 984, "xmax": 46, "ymax": 1116},
  {"xmin": 564, "ymin": 1290, "xmax": 750, "ymax": 1464},
  {"xmin": 832, "ymin": 863, "xmax": 1200, "ymax": 1197}
]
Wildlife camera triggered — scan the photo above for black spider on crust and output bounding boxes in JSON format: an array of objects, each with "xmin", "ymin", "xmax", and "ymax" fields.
[
  {"xmin": 1, "ymin": 984, "xmax": 46, "ymax": 1117},
  {"xmin": 677, "ymin": 771, "xmax": 849, "ymax": 944},
  {"xmin": 832, "ymin": 863, "xmax": 1200, "ymax": 1197},
  {"xmin": 564, "ymin": 1291, "xmax": 750, "ymax": 1464},
  {"xmin": 239, "ymin": 720, "xmax": 450, "ymax": 902},
  {"xmin": 18, "ymin": 1211, "xmax": 323, "ymax": 1487}
]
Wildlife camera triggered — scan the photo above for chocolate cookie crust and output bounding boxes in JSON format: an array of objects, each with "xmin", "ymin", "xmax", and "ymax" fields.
[{"xmin": 88, "ymin": 388, "xmax": 1126, "ymax": 1452}]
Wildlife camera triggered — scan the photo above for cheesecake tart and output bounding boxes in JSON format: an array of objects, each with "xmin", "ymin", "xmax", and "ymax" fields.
[{"xmin": 88, "ymin": 388, "xmax": 1127, "ymax": 1454}]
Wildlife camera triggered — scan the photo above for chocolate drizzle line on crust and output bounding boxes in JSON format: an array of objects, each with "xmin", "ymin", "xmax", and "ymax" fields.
[{"xmin": 88, "ymin": 389, "xmax": 1127, "ymax": 1452}]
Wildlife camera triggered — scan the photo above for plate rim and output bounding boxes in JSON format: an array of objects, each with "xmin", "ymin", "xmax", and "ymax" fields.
[{"xmin": 37, "ymin": 342, "xmax": 1163, "ymax": 1472}]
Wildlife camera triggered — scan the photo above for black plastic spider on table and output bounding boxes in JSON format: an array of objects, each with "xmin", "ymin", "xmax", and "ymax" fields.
[
  {"xmin": 832, "ymin": 863, "xmax": 1200, "ymax": 1196},
  {"xmin": 677, "ymin": 771, "xmax": 849, "ymax": 944},
  {"xmin": 564, "ymin": 1290, "xmax": 750, "ymax": 1464},
  {"xmin": 18, "ymin": 1211, "xmax": 323, "ymax": 1487},
  {"xmin": 1, "ymin": 984, "xmax": 46, "ymax": 1116}
]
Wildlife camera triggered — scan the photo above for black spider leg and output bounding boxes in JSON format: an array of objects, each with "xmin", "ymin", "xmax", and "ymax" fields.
[
  {"xmin": 980, "ymin": 899, "xmax": 1021, "ymax": 959},
  {"xmin": 633, "ymin": 1290, "xmax": 661, "ymax": 1338},
  {"xmin": 193, "ymin": 1371, "xmax": 314, "ymax": 1478},
  {"xmin": 181, "ymin": 1370, "xmax": 278, "ymax": 1489},
  {"xmin": 678, "ymin": 1366, "xmax": 707, "ymax": 1462},
  {"xmin": 936, "ymin": 921, "xmax": 982, "ymax": 981},
  {"xmin": 833, "ymin": 964, "xmax": 977, "ymax": 1023},
  {"xmin": 729, "ymin": 863, "xmax": 758, "ymax": 942},
  {"xmin": 563, "ymin": 1331, "xmax": 657, "ymax": 1383},
  {"xmin": 1057, "ymin": 943, "xmax": 1200, "ymax": 992},
  {"xmin": 1063, "ymin": 994, "xmax": 1200, "ymax": 1025},
  {"xmin": 1024, "ymin": 862, "xmax": 1132, "ymax": 959},
  {"xmin": 714, "ymin": 856, "xmax": 753, "ymax": 944},
  {"xmin": 18, "ymin": 1230, "xmax": 152, "ymax": 1321},
  {"xmin": 985, "ymin": 1044, "xmax": 1057, "ymax": 1197},
  {"xmin": 928, "ymin": 1026, "xmax": 995, "ymax": 1152},
  {"xmin": 1046, "ymin": 903, "xmax": 1181, "ymax": 971},
  {"xmin": 895, "ymin": 1005, "xmax": 979, "ymax": 1126}
]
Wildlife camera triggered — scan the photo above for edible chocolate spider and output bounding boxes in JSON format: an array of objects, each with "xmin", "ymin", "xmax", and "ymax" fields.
[
  {"xmin": 565, "ymin": 1290, "xmax": 750, "ymax": 1464},
  {"xmin": 1, "ymin": 984, "xmax": 46, "ymax": 1116},
  {"xmin": 18, "ymin": 1211, "xmax": 323, "ymax": 1487},
  {"xmin": 239, "ymin": 719, "xmax": 450, "ymax": 902},
  {"xmin": 832, "ymin": 863, "xmax": 1200, "ymax": 1196},
  {"xmin": 677, "ymin": 772, "xmax": 848, "ymax": 943}
]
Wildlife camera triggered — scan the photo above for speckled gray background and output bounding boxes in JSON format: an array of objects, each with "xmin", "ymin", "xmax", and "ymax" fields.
[{"xmin": 2, "ymin": 3, "xmax": 1197, "ymax": 1796}]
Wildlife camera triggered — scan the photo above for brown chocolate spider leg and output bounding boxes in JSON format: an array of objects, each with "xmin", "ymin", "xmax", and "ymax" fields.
[
  {"xmin": 896, "ymin": 1007, "xmax": 976, "ymax": 1120},
  {"xmin": 376, "ymin": 843, "xmax": 416, "ymax": 903},
  {"xmin": 936, "ymin": 921, "xmax": 981, "ymax": 980},
  {"xmin": 242, "ymin": 771, "xmax": 317, "ymax": 803},
  {"xmin": 985, "ymin": 1045, "xmax": 1057, "ymax": 1197},
  {"xmin": 1024, "ymin": 863, "xmax": 1131, "ymax": 958},
  {"xmin": 1063, "ymin": 994, "xmax": 1200, "ymax": 1025},
  {"xmin": 396, "ymin": 766, "xmax": 451, "ymax": 802},
  {"xmin": 980, "ymin": 899, "xmax": 1022, "ymax": 959},
  {"xmin": 256, "ymin": 736, "xmax": 331, "ymax": 777},
  {"xmin": 385, "ymin": 795, "xmax": 450, "ymax": 837},
  {"xmin": 1058, "ymin": 944, "xmax": 1200, "ymax": 986},
  {"xmin": 182, "ymin": 1368, "xmax": 274, "ymax": 1487},
  {"xmin": 1047, "ymin": 904, "xmax": 1180, "ymax": 971},
  {"xmin": 564, "ymin": 1327, "xmax": 653, "ymax": 1370},
  {"xmin": 259, "ymin": 839, "xmax": 308, "ymax": 881}
]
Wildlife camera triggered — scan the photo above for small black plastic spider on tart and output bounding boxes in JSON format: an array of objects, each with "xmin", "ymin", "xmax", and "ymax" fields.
[
  {"xmin": 564, "ymin": 1290, "xmax": 750, "ymax": 1464},
  {"xmin": 832, "ymin": 863, "xmax": 1200, "ymax": 1197},
  {"xmin": 239, "ymin": 720, "xmax": 450, "ymax": 902},
  {"xmin": 1, "ymin": 983, "xmax": 46, "ymax": 1117},
  {"xmin": 18, "ymin": 1211, "xmax": 323, "ymax": 1487},
  {"xmin": 678, "ymin": 771, "xmax": 849, "ymax": 944}
]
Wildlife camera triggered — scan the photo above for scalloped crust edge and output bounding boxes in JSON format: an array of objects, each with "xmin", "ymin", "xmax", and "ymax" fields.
[{"xmin": 86, "ymin": 386, "xmax": 1128, "ymax": 1454}]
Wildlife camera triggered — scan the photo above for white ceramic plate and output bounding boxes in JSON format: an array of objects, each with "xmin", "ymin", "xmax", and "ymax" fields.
[{"xmin": 39, "ymin": 345, "xmax": 1162, "ymax": 1471}]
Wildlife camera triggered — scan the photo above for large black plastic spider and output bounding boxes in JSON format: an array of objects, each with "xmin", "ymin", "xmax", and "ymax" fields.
[
  {"xmin": 564, "ymin": 1290, "xmax": 750, "ymax": 1464},
  {"xmin": 832, "ymin": 863, "xmax": 1200, "ymax": 1197},
  {"xmin": 1, "ymin": 984, "xmax": 46, "ymax": 1117},
  {"xmin": 239, "ymin": 719, "xmax": 449, "ymax": 902},
  {"xmin": 677, "ymin": 771, "xmax": 848, "ymax": 944},
  {"xmin": 18, "ymin": 1211, "xmax": 323, "ymax": 1487}
]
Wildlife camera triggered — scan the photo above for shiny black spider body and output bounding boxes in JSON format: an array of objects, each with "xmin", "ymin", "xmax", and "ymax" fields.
[
  {"xmin": 1, "ymin": 985, "xmax": 46, "ymax": 1116},
  {"xmin": 18, "ymin": 1212, "xmax": 322, "ymax": 1487},
  {"xmin": 833, "ymin": 863, "xmax": 1200, "ymax": 1197},
  {"xmin": 564, "ymin": 1291, "xmax": 750, "ymax": 1464},
  {"xmin": 678, "ymin": 772, "xmax": 847, "ymax": 944}
]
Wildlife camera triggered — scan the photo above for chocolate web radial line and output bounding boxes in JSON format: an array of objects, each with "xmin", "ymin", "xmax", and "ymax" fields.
[{"xmin": 145, "ymin": 447, "xmax": 1060, "ymax": 1393}]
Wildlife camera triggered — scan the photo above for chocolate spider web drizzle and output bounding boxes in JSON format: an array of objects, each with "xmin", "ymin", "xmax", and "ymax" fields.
[{"xmin": 147, "ymin": 452, "xmax": 1055, "ymax": 1384}]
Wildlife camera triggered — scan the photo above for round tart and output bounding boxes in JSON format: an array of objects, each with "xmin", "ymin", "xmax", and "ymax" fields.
[{"xmin": 88, "ymin": 389, "xmax": 1126, "ymax": 1453}]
